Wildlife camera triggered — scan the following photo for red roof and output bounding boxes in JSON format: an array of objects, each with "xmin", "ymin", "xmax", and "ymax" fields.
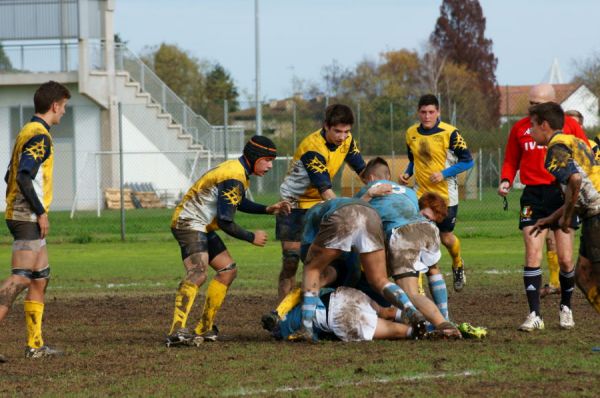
[{"xmin": 499, "ymin": 83, "xmax": 580, "ymax": 116}]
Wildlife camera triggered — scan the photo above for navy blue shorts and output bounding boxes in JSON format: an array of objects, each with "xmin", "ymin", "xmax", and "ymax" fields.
[
  {"xmin": 171, "ymin": 228, "xmax": 227, "ymax": 261},
  {"xmin": 519, "ymin": 185, "xmax": 579, "ymax": 230},
  {"xmin": 276, "ymin": 208, "xmax": 307, "ymax": 242},
  {"xmin": 436, "ymin": 205, "xmax": 458, "ymax": 233}
]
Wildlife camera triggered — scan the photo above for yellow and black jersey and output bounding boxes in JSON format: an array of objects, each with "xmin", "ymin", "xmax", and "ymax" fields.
[
  {"xmin": 546, "ymin": 133, "xmax": 600, "ymax": 218},
  {"xmin": 171, "ymin": 157, "xmax": 267, "ymax": 241},
  {"xmin": 5, "ymin": 116, "xmax": 54, "ymax": 222},
  {"xmin": 405, "ymin": 120, "xmax": 473, "ymax": 206},
  {"xmin": 592, "ymin": 134, "xmax": 600, "ymax": 163},
  {"xmin": 280, "ymin": 129, "xmax": 365, "ymax": 209}
]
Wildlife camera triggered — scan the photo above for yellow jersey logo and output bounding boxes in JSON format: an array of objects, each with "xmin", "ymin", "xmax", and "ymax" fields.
[
  {"xmin": 25, "ymin": 140, "xmax": 47, "ymax": 161},
  {"xmin": 221, "ymin": 185, "xmax": 242, "ymax": 206},
  {"xmin": 453, "ymin": 133, "xmax": 467, "ymax": 150},
  {"xmin": 306, "ymin": 156, "xmax": 327, "ymax": 174}
]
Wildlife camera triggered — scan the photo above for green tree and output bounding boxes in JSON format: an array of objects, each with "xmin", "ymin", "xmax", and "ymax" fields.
[
  {"xmin": 0, "ymin": 43, "xmax": 14, "ymax": 72},
  {"xmin": 204, "ymin": 63, "xmax": 239, "ymax": 124},
  {"xmin": 573, "ymin": 52, "xmax": 600, "ymax": 102}
]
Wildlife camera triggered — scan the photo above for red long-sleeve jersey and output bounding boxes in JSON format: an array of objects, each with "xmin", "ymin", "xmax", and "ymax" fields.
[{"xmin": 500, "ymin": 115, "xmax": 589, "ymax": 186}]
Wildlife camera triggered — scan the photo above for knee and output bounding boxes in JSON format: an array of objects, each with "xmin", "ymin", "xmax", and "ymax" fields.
[
  {"xmin": 216, "ymin": 263, "xmax": 237, "ymax": 285},
  {"xmin": 280, "ymin": 249, "xmax": 300, "ymax": 278},
  {"xmin": 186, "ymin": 263, "xmax": 208, "ymax": 286}
]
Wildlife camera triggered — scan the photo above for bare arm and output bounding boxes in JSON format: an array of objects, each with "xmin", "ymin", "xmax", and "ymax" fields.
[{"xmin": 560, "ymin": 173, "xmax": 581, "ymax": 233}]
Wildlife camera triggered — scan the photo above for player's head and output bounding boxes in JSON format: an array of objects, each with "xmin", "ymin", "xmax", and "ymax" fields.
[
  {"xmin": 34, "ymin": 81, "xmax": 71, "ymax": 125},
  {"xmin": 528, "ymin": 102, "xmax": 564, "ymax": 145},
  {"xmin": 418, "ymin": 192, "xmax": 448, "ymax": 223},
  {"xmin": 417, "ymin": 94, "xmax": 440, "ymax": 130},
  {"xmin": 361, "ymin": 157, "xmax": 390, "ymax": 183},
  {"xmin": 243, "ymin": 135, "xmax": 277, "ymax": 176},
  {"xmin": 323, "ymin": 104, "xmax": 354, "ymax": 146},
  {"xmin": 528, "ymin": 83, "xmax": 556, "ymax": 105},
  {"xmin": 565, "ymin": 109, "xmax": 584, "ymax": 127}
]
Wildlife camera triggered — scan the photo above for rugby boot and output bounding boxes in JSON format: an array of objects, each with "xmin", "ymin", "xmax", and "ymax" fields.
[
  {"xmin": 559, "ymin": 305, "xmax": 575, "ymax": 330},
  {"xmin": 518, "ymin": 311, "xmax": 545, "ymax": 332},
  {"xmin": 165, "ymin": 328, "xmax": 195, "ymax": 347},
  {"xmin": 452, "ymin": 261, "xmax": 466, "ymax": 292},
  {"xmin": 261, "ymin": 311, "xmax": 280, "ymax": 332},
  {"xmin": 287, "ymin": 325, "xmax": 318, "ymax": 343},
  {"xmin": 25, "ymin": 345, "xmax": 63, "ymax": 358},
  {"xmin": 192, "ymin": 325, "xmax": 219, "ymax": 345},
  {"xmin": 0, "ymin": 353, "xmax": 6, "ymax": 363},
  {"xmin": 457, "ymin": 322, "xmax": 488, "ymax": 339}
]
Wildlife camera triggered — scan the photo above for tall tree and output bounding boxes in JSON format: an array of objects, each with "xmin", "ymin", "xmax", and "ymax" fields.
[
  {"xmin": 0, "ymin": 43, "xmax": 14, "ymax": 72},
  {"xmin": 204, "ymin": 63, "xmax": 240, "ymax": 124},
  {"xmin": 430, "ymin": 0, "xmax": 500, "ymax": 127},
  {"xmin": 573, "ymin": 52, "xmax": 600, "ymax": 102}
]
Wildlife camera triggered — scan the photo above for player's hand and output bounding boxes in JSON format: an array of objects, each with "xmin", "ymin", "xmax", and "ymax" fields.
[
  {"xmin": 429, "ymin": 172, "xmax": 444, "ymax": 184},
  {"xmin": 367, "ymin": 183, "xmax": 393, "ymax": 198},
  {"xmin": 37, "ymin": 213, "xmax": 49, "ymax": 239},
  {"xmin": 267, "ymin": 201, "xmax": 291, "ymax": 216},
  {"xmin": 252, "ymin": 230, "xmax": 268, "ymax": 246},
  {"xmin": 559, "ymin": 214, "xmax": 572, "ymax": 233},
  {"xmin": 497, "ymin": 181, "xmax": 510, "ymax": 197},
  {"xmin": 529, "ymin": 218, "xmax": 550, "ymax": 237},
  {"xmin": 398, "ymin": 173, "xmax": 411, "ymax": 185}
]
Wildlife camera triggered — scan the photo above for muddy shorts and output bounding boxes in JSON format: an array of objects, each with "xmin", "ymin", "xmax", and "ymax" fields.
[
  {"xmin": 6, "ymin": 220, "xmax": 41, "ymax": 240},
  {"xmin": 313, "ymin": 205, "xmax": 384, "ymax": 253},
  {"xmin": 519, "ymin": 185, "xmax": 579, "ymax": 230},
  {"xmin": 171, "ymin": 228, "xmax": 227, "ymax": 261},
  {"xmin": 276, "ymin": 208, "xmax": 307, "ymax": 242},
  {"xmin": 580, "ymin": 213, "xmax": 600, "ymax": 263},
  {"xmin": 386, "ymin": 221, "xmax": 441, "ymax": 279},
  {"xmin": 327, "ymin": 287, "xmax": 378, "ymax": 342}
]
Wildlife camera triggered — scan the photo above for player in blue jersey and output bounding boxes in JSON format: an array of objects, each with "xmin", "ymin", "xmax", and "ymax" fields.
[{"xmin": 358, "ymin": 157, "xmax": 461, "ymax": 337}]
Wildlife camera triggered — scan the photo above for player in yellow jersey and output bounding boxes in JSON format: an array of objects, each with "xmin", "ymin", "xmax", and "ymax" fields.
[
  {"xmin": 400, "ymin": 94, "xmax": 474, "ymax": 292},
  {"xmin": 276, "ymin": 104, "xmax": 366, "ymax": 299},
  {"xmin": 529, "ymin": 102, "xmax": 600, "ymax": 317},
  {"xmin": 0, "ymin": 81, "xmax": 71, "ymax": 360},
  {"xmin": 166, "ymin": 136, "xmax": 290, "ymax": 346}
]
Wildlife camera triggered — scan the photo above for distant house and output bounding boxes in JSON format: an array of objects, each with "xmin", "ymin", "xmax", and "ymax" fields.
[{"xmin": 499, "ymin": 83, "xmax": 599, "ymax": 128}]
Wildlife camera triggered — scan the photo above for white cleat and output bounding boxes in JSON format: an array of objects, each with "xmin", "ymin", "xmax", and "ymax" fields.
[
  {"xmin": 518, "ymin": 311, "xmax": 545, "ymax": 332},
  {"xmin": 559, "ymin": 305, "xmax": 575, "ymax": 330}
]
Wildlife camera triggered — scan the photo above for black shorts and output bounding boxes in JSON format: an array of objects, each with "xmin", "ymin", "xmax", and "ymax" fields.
[
  {"xmin": 580, "ymin": 214, "xmax": 600, "ymax": 263},
  {"xmin": 519, "ymin": 185, "xmax": 579, "ymax": 230},
  {"xmin": 436, "ymin": 205, "xmax": 458, "ymax": 233},
  {"xmin": 276, "ymin": 208, "xmax": 307, "ymax": 242},
  {"xmin": 171, "ymin": 228, "xmax": 227, "ymax": 261},
  {"xmin": 6, "ymin": 220, "xmax": 41, "ymax": 240}
]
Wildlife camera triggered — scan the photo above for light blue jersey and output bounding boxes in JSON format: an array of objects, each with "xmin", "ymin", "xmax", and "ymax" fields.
[{"xmin": 355, "ymin": 180, "xmax": 426, "ymax": 238}]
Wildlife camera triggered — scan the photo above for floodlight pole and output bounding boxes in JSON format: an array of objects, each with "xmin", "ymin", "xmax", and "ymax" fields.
[{"xmin": 255, "ymin": 0, "xmax": 263, "ymax": 193}]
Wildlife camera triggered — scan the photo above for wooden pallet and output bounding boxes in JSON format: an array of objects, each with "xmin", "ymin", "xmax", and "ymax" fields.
[
  {"xmin": 132, "ymin": 191, "xmax": 166, "ymax": 209},
  {"xmin": 104, "ymin": 188, "xmax": 135, "ymax": 210}
]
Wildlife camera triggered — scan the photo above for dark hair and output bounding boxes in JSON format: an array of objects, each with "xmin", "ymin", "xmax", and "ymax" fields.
[
  {"xmin": 528, "ymin": 102, "xmax": 564, "ymax": 130},
  {"xmin": 363, "ymin": 157, "xmax": 390, "ymax": 180},
  {"xmin": 565, "ymin": 109, "xmax": 584, "ymax": 125},
  {"xmin": 418, "ymin": 94, "xmax": 439, "ymax": 110},
  {"xmin": 324, "ymin": 104, "xmax": 354, "ymax": 128},
  {"xmin": 418, "ymin": 192, "xmax": 448, "ymax": 223},
  {"xmin": 34, "ymin": 81, "xmax": 71, "ymax": 114}
]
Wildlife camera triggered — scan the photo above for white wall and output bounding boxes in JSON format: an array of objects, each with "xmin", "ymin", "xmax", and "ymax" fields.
[{"xmin": 561, "ymin": 86, "xmax": 599, "ymax": 129}]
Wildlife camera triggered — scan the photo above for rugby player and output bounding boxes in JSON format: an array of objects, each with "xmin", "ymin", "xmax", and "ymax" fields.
[
  {"xmin": 400, "ymin": 94, "xmax": 474, "ymax": 292},
  {"xmin": 0, "ymin": 81, "xmax": 71, "ymax": 359},
  {"xmin": 276, "ymin": 104, "xmax": 365, "ymax": 300},
  {"xmin": 528, "ymin": 103, "xmax": 600, "ymax": 315},
  {"xmin": 166, "ymin": 136, "xmax": 290, "ymax": 346}
]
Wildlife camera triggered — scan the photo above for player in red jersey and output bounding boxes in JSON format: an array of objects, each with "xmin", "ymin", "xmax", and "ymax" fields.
[{"xmin": 498, "ymin": 84, "xmax": 590, "ymax": 332}]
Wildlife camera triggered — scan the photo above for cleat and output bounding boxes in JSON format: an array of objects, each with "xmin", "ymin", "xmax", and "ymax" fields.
[
  {"xmin": 288, "ymin": 326, "xmax": 318, "ymax": 343},
  {"xmin": 540, "ymin": 284, "xmax": 560, "ymax": 298},
  {"xmin": 165, "ymin": 328, "xmax": 195, "ymax": 347},
  {"xmin": 193, "ymin": 325, "xmax": 219, "ymax": 344},
  {"xmin": 0, "ymin": 354, "xmax": 6, "ymax": 363},
  {"xmin": 457, "ymin": 322, "xmax": 488, "ymax": 339},
  {"xmin": 410, "ymin": 318, "xmax": 428, "ymax": 340},
  {"xmin": 25, "ymin": 345, "xmax": 62, "ymax": 358},
  {"xmin": 559, "ymin": 305, "xmax": 575, "ymax": 330},
  {"xmin": 518, "ymin": 312, "xmax": 545, "ymax": 332},
  {"xmin": 261, "ymin": 311, "xmax": 280, "ymax": 332},
  {"xmin": 452, "ymin": 261, "xmax": 466, "ymax": 292}
]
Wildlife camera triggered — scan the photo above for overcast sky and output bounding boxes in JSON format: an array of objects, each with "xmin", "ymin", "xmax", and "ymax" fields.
[{"xmin": 115, "ymin": 0, "xmax": 600, "ymax": 102}]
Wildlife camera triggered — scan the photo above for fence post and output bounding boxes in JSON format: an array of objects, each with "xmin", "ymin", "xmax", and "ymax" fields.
[
  {"xmin": 292, "ymin": 100, "xmax": 297, "ymax": 154},
  {"xmin": 224, "ymin": 99, "xmax": 228, "ymax": 160},
  {"xmin": 390, "ymin": 101, "xmax": 394, "ymax": 170},
  {"xmin": 96, "ymin": 153, "xmax": 101, "ymax": 217},
  {"xmin": 140, "ymin": 62, "xmax": 145, "ymax": 92},
  {"xmin": 118, "ymin": 102, "xmax": 126, "ymax": 241},
  {"xmin": 478, "ymin": 148, "xmax": 483, "ymax": 201}
]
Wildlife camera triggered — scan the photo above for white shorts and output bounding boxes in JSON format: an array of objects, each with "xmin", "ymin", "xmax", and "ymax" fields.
[
  {"xmin": 314, "ymin": 205, "xmax": 384, "ymax": 254},
  {"xmin": 387, "ymin": 221, "xmax": 441, "ymax": 277},
  {"xmin": 327, "ymin": 287, "xmax": 379, "ymax": 342}
]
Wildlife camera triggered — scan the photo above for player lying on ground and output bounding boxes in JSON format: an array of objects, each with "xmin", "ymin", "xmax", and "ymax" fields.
[
  {"xmin": 357, "ymin": 157, "xmax": 460, "ymax": 337},
  {"xmin": 166, "ymin": 136, "xmax": 290, "ymax": 347},
  {"xmin": 293, "ymin": 197, "xmax": 428, "ymax": 342},
  {"xmin": 528, "ymin": 102, "xmax": 600, "ymax": 315}
]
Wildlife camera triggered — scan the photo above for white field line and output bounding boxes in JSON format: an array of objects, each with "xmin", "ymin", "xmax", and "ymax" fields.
[
  {"xmin": 223, "ymin": 370, "xmax": 481, "ymax": 397},
  {"xmin": 48, "ymin": 282, "xmax": 166, "ymax": 290}
]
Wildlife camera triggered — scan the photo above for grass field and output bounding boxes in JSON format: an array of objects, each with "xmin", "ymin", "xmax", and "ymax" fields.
[{"xmin": 1, "ymin": 192, "xmax": 599, "ymax": 396}]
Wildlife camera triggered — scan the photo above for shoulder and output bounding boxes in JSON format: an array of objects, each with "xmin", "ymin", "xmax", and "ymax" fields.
[
  {"xmin": 406, "ymin": 123, "xmax": 420, "ymax": 134},
  {"xmin": 438, "ymin": 121, "xmax": 458, "ymax": 134}
]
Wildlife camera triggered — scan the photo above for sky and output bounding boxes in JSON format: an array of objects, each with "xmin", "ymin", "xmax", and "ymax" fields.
[{"xmin": 115, "ymin": 0, "xmax": 600, "ymax": 102}]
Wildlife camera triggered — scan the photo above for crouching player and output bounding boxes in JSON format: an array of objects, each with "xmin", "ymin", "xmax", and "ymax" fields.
[
  {"xmin": 528, "ymin": 103, "xmax": 600, "ymax": 314},
  {"xmin": 358, "ymin": 157, "xmax": 462, "ymax": 338},
  {"xmin": 166, "ymin": 136, "xmax": 290, "ymax": 346},
  {"xmin": 293, "ymin": 197, "xmax": 428, "ymax": 342},
  {"xmin": 274, "ymin": 286, "xmax": 419, "ymax": 342}
]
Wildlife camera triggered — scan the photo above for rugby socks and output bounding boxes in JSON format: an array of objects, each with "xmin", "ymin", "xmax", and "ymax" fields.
[
  {"xmin": 428, "ymin": 274, "xmax": 449, "ymax": 320},
  {"xmin": 547, "ymin": 250, "xmax": 560, "ymax": 288},
  {"xmin": 585, "ymin": 286, "xmax": 600, "ymax": 313},
  {"xmin": 24, "ymin": 300, "xmax": 44, "ymax": 349},
  {"xmin": 559, "ymin": 269, "xmax": 575, "ymax": 309},
  {"xmin": 195, "ymin": 279, "xmax": 228, "ymax": 335},
  {"xmin": 417, "ymin": 273, "xmax": 425, "ymax": 295},
  {"xmin": 169, "ymin": 280, "xmax": 198, "ymax": 334},
  {"xmin": 382, "ymin": 283, "xmax": 419, "ymax": 320},
  {"xmin": 524, "ymin": 266, "xmax": 542, "ymax": 316},
  {"xmin": 301, "ymin": 291, "xmax": 319, "ymax": 332},
  {"xmin": 449, "ymin": 237, "xmax": 463, "ymax": 269},
  {"xmin": 276, "ymin": 287, "xmax": 302, "ymax": 319}
]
